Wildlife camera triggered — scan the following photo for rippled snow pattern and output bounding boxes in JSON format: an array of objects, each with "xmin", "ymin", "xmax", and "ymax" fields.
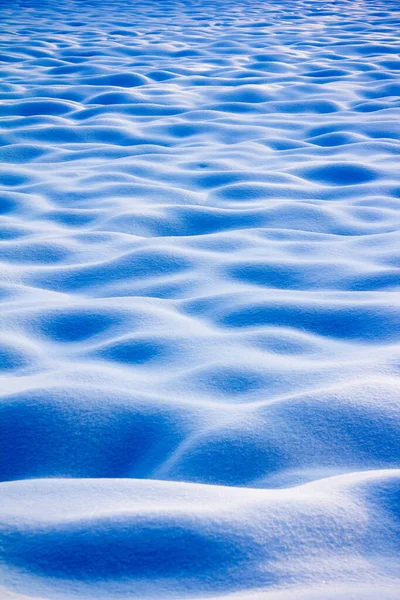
[{"xmin": 0, "ymin": 0, "xmax": 400, "ymax": 598}]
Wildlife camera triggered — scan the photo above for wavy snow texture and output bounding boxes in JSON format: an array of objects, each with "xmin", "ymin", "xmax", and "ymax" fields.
[{"xmin": 0, "ymin": 0, "xmax": 400, "ymax": 598}]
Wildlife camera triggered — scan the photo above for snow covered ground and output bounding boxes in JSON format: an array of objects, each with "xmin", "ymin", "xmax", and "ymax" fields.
[{"xmin": 0, "ymin": 0, "xmax": 399, "ymax": 598}]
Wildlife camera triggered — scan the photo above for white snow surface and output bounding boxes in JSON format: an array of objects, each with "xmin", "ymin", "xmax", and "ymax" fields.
[{"xmin": 0, "ymin": 0, "xmax": 400, "ymax": 598}]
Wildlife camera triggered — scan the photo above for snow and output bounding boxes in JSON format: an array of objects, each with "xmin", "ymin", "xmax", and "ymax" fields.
[{"xmin": 0, "ymin": 0, "xmax": 399, "ymax": 598}]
